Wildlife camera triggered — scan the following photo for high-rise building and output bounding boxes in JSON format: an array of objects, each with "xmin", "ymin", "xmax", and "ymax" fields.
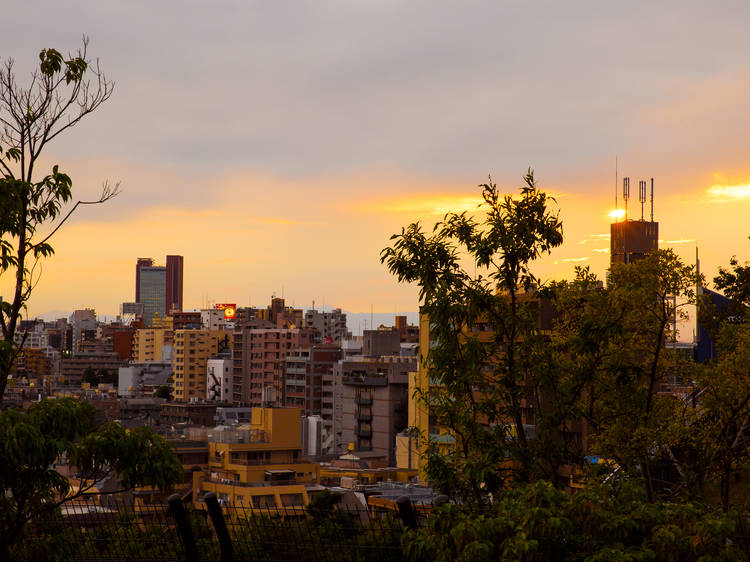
[
  {"xmin": 166, "ymin": 255, "xmax": 184, "ymax": 314},
  {"xmin": 135, "ymin": 255, "xmax": 184, "ymax": 324},
  {"xmin": 233, "ymin": 326, "xmax": 316, "ymax": 406},
  {"xmin": 304, "ymin": 308, "xmax": 349, "ymax": 343},
  {"xmin": 610, "ymin": 177, "xmax": 659, "ymax": 265},
  {"xmin": 135, "ymin": 258, "xmax": 154, "ymax": 302},
  {"xmin": 139, "ymin": 266, "xmax": 166, "ymax": 327},
  {"xmin": 173, "ymin": 329, "xmax": 231, "ymax": 402},
  {"xmin": 610, "ymin": 221, "xmax": 659, "ymax": 265}
]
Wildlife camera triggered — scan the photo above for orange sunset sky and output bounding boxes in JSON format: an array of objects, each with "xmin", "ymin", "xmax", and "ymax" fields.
[{"xmin": 3, "ymin": 2, "xmax": 750, "ymax": 323}]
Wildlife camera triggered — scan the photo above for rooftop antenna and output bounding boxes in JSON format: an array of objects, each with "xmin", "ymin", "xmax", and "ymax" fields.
[
  {"xmin": 639, "ymin": 180, "xmax": 647, "ymax": 221},
  {"xmin": 623, "ymin": 177, "xmax": 630, "ymax": 221},
  {"xmin": 650, "ymin": 177, "xmax": 654, "ymax": 222}
]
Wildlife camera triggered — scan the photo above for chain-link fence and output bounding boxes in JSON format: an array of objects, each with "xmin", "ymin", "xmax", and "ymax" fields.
[{"xmin": 20, "ymin": 493, "xmax": 417, "ymax": 562}]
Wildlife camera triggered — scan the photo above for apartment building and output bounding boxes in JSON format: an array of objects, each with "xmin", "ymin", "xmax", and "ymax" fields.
[
  {"xmin": 58, "ymin": 352, "xmax": 128, "ymax": 385},
  {"xmin": 284, "ymin": 345, "xmax": 341, "ymax": 431},
  {"xmin": 232, "ymin": 326, "xmax": 315, "ymax": 407},
  {"xmin": 173, "ymin": 329, "xmax": 231, "ymax": 402},
  {"xmin": 193, "ymin": 408, "xmax": 319, "ymax": 509},
  {"xmin": 333, "ymin": 355, "xmax": 414, "ymax": 465},
  {"xmin": 304, "ymin": 308, "xmax": 349, "ymax": 343},
  {"xmin": 131, "ymin": 316, "xmax": 173, "ymax": 363}
]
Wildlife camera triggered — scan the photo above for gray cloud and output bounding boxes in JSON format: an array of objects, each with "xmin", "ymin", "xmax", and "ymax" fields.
[{"xmin": 4, "ymin": 0, "xmax": 750, "ymax": 190}]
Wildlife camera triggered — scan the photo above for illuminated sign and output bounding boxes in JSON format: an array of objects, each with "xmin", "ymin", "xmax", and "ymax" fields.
[{"xmin": 215, "ymin": 303, "xmax": 236, "ymax": 320}]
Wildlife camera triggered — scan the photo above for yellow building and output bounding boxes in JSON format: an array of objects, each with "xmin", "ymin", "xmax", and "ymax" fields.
[
  {"xmin": 396, "ymin": 313, "xmax": 431, "ymax": 477},
  {"xmin": 193, "ymin": 408, "xmax": 319, "ymax": 509},
  {"xmin": 319, "ymin": 465, "xmax": 417, "ymax": 486},
  {"xmin": 132, "ymin": 314, "xmax": 173, "ymax": 363},
  {"xmin": 399, "ymin": 292, "xmax": 556, "ymax": 480},
  {"xmin": 173, "ymin": 329, "xmax": 230, "ymax": 402}
]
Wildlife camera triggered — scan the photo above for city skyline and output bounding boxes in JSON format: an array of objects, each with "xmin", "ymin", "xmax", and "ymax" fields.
[{"xmin": 2, "ymin": 2, "xmax": 749, "ymax": 317}]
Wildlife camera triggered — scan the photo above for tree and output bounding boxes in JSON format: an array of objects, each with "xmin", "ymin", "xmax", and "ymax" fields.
[
  {"xmin": 551, "ymin": 251, "xmax": 698, "ymax": 501},
  {"xmin": 0, "ymin": 398, "xmax": 182, "ymax": 560},
  {"xmin": 97, "ymin": 368, "xmax": 117, "ymax": 385},
  {"xmin": 382, "ymin": 171, "xmax": 564, "ymax": 501},
  {"xmin": 0, "ymin": 38, "xmax": 118, "ymax": 402},
  {"xmin": 714, "ymin": 237, "xmax": 750, "ymax": 317},
  {"xmin": 82, "ymin": 366, "xmax": 97, "ymax": 387},
  {"xmin": 381, "ymin": 172, "xmax": 705, "ymax": 504},
  {"xmin": 154, "ymin": 385, "xmax": 172, "ymax": 400},
  {"xmin": 404, "ymin": 480, "xmax": 746, "ymax": 560}
]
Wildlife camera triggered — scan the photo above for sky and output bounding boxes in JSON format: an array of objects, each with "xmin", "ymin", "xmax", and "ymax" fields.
[{"xmin": 3, "ymin": 1, "xmax": 750, "ymax": 333}]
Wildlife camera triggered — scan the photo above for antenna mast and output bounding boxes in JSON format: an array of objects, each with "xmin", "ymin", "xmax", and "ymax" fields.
[
  {"xmin": 623, "ymin": 177, "xmax": 630, "ymax": 221},
  {"xmin": 650, "ymin": 177, "xmax": 654, "ymax": 221},
  {"xmin": 638, "ymin": 180, "xmax": 646, "ymax": 221}
]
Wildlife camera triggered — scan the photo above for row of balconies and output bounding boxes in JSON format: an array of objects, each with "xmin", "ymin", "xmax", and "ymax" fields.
[
  {"xmin": 356, "ymin": 409, "xmax": 372, "ymax": 422},
  {"xmin": 355, "ymin": 394, "xmax": 372, "ymax": 406},
  {"xmin": 355, "ymin": 424, "xmax": 372, "ymax": 439}
]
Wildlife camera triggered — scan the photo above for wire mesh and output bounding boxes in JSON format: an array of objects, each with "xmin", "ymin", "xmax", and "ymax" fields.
[
  {"xmin": 21, "ymin": 495, "xmax": 410, "ymax": 562},
  {"xmin": 31, "ymin": 497, "xmax": 199, "ymax": 561},
  {"xmin": 220, "ymin": 502, "xmax": 405, "ymax": 562}
]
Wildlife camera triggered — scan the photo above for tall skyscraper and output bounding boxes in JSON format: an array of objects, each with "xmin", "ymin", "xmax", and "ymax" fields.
[
  {"xmin": 166, "ymin": 255, "xmax": 184, "ymax": 314},
  {"xmin": 610, "ymin": 177, "xmax": 658, "ymax": 265},
  {"xmin": 139, "ymin": 266, "xmax": 166, "ymax": 327},
  {"xmin": 135, "ymin": 258, "xmax": 154, "ymax": 302}
]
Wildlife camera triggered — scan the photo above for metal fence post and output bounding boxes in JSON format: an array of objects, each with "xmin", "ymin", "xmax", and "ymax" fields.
[
  {"xmin": 204, "ymin": 492, "xmax": 234, "ymax": 561},
  {"xmin": 396, "ymin": 496, "xmax": 418, "ymax": 530},
  {"xmin": 168, "ymin": 493, "xmax": 199, "ymax": 562}
]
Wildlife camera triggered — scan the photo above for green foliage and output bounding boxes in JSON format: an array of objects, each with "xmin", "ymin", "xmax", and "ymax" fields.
[
  {"xmin": 382, "ymin": 171, "xmax": 565, "ymax": 501},
  {"xmin": 0, "ymin": 38, "xmax": 116, "ymax": 402},
  {"xmin": 153, "ymin": 384, "xmax": 172, "ymax": 400},
  {"xmin": 547, "ymin": 251, "xmax": 699, "ymax": 500},
  {"xmin": 382, "ymin": 172, "xmax": 713, "ymax": 504},
  {"xmin": 404, "ymin": 480, "xmax": 747, "ymax": 561},
  {"xmin": 82, "ymin": 367, "xmax": 98, "ymax": 386},
  {"xmin": 0, "ymin": 398, "xmax": 182, "ymax": 557},
  {"xmin": 714, "ymin": 237, "xmax": 750, "ymax": 314},
  {"xmin": 306, "ymin": 489, "xmax": 342, "ymax": 519},
  {"xmin": 19, "ymin": 504, "xmax": 404, "ymax": 562}
]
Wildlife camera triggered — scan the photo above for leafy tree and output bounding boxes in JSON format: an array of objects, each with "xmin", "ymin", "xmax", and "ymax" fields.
[
  {"xmin": 0, "ymin": 38, "xmax": 118, "ymax": 402},
  {"xmin": 97, "ymin": 367, "xmax": 117, "ymax": 385},
  {"xmin": 714, "ymin": 237, "xmax": 750, "ymax": 319},
  {"xmin": 403, "ymin": 480, "xmax": 747, "ymax": 561},
  {"xmin": 382, "ymin": 172, "xmax": 707, "ymax": 504},
  {"xmin": 153, "ymin": 385, "xmax": 172, "ymax": 400},
  {"xmin": 684, "ymin": 325, "xmax": 750, "ymax": 510},
  {"xmin": 382, "ymin": 171, "xmax": 564, "ymax": 501},
  {"xmin": 549, "ymin": 251, "xmax": 698, "ymax": 501},
  {"xmin": 0, "ymin": 398, "xmax": 182, "ymax": 560},
  {"xmin": 82, "ymin": 366, "xmax": 98, "ymax": 387}
]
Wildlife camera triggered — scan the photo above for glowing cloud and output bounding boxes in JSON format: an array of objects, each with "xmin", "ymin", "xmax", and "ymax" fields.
[
  {"xmin": 706, "ymin": 183, "xmax": 750, "ymax": 202},
  {"xmin": 592, "ymin": 248, "xmax": 610, "ymax": 253},
  {"xmin": 560, "ymin": 257, "xmax": 589, "ymax": 262}
]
